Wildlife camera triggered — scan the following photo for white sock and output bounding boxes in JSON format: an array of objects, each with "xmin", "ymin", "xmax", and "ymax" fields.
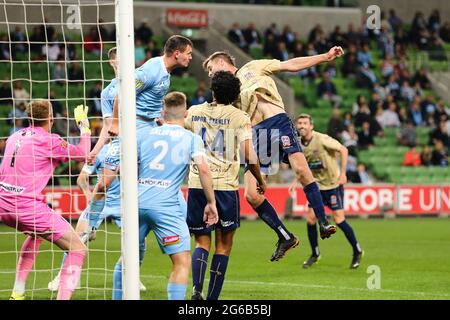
[{"xmin": 13, "ymin": 280, "xmax": 25, "ymax": 295}]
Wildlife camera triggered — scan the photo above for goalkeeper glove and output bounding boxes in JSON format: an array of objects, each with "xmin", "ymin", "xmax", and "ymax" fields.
[{"xmin": 74, "ymin": 105, "xmax": 91, "ymax": 135}]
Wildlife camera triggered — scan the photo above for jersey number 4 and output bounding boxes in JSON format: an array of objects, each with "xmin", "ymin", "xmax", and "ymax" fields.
[{"xmin": 199, "ymin": 128, "xmax": 226, "ymax": 156}]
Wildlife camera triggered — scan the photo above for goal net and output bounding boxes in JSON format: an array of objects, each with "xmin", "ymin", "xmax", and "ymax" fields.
[{"xmin": 0, "ymin": 0, "xmax": 131, "ymax": 300}]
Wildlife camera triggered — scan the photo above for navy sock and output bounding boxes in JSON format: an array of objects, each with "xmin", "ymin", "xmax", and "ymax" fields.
[
  {"xmin": 307, "ymin": 223, "xmax": 320, "ymax": 257},
  {"xmin": 192, "ymin": 247, "xmax": 209, "ymax": 293},
  {"xmin": 304, "ymin": 183, "xmax": 327, "ymax": 224},
  {"xmin": 254, "ymin": 199, "xmax": 292, "ymax": 241},
  {"xmin": 207, "ymin": 254, "xmax": 229, "ymax": 300},
  {"xmin": 337, "ymin": 220, "xmax": 362, "ymax": 255}
]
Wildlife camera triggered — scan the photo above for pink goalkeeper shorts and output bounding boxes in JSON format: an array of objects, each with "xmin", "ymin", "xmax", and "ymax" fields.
[{"xmin": 0, "ymin": 198, "xmax": 71, "ymax": 242}]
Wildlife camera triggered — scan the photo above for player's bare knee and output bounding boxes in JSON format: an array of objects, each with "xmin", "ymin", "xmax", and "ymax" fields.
[
  {"xmin": 295, "ymin": 167, "xmax": 314, "ymax": 186},
  {"xmin": 244, "ymin": 189, "xmax": 264, "ymax": 208}
]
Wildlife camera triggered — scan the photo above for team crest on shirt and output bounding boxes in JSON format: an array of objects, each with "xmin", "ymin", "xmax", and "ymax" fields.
[
  {"xmin": 281, "ymin": 135, "xmax": 291, "ymax": 148},
  {"xmin": 330, "ymin": 195, "xmax": 338, "ymax": 207},
  {"xmin": 162, "ymin": 235, "xmax": 180, "ymax": 246}
]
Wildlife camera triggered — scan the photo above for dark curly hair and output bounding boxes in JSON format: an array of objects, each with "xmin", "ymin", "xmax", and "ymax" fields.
[{"xmin": 210, "ymin": 71, "xmax": 241, "ymax": 105}]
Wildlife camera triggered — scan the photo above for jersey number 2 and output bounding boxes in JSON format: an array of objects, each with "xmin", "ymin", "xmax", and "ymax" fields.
[{"xmin": 149, "ymin": 140, "xmax": 168, "ymax": 171}]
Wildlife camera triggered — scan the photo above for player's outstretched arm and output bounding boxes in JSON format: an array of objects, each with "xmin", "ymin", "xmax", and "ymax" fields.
[
  {"xmin": 194, "ymin": 154, "xmax": 218, "ymax": 227},
  {"xmin": 88, "ymin": 117, "xmax": 112, "ymax": 164},
  {"xmin": 241, "ymin": 138, "xmax": 266, "ymax": 195},
  {"xmin": 77, "ymin": 169, "xmax": 92, "ymax": 201},
  {"xmin": 92, "ymin": 167, "xmax": 117, "ymax": 202},
  {"xmin": 279, "ymin": 46, "xmax": 344, "ymax": 72}
]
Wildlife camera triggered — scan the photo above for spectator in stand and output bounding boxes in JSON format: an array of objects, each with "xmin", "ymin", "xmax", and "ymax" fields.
[
  {"xmin": 357, "ymin": 43, "xmax": 373, "ymax": 68},
  {"xmin": 388, "ymin": 9, "xmax": 403, "ymax": 32},
  {"xmin": 343, "ymin": 111, "xmax": 353, "ymax": 128},
  {"xmin": 97, "ymin": 19, "xmax": 109, "ymax": 41},
  {"xmin": 52, "ymin": 59, "xmax": 66, "ymax": 85},
  {"xmin": 265, "ymin": 22, "xmax": 281, "ymax": 41},
  {"xmin": 434, "ymin": 100, "xmax": 450, "ymax": 125},
  {"xmin": 308, "ymin": 24, "xmax": 323, "ymax": 44},
  {"xmin": 135, "ymin": 39, "xmax": 146, "ymax": 67},
  {"xmin": 40, "ymin": 17, "xmax": 55, "ymax": 42},
  {"xmin": 7, "ymin": 104, "xmax": 27, "ymax": 126},
  {"xmin": 317, "ymin": 71, "xmax": 342, "ymax": 108},
  {"xmin": 228, "ymin": 22, "xmax": 248, "ymax": 52},
  {"xmin": 355, "ymin": 163, "xmax": 372, "ymax": 184},
  {"xmin": 30, "ymin": 26, "xmax": 44, "ymax": 56},
  {"xmin": 345, "ymin": 23, "xmax": 360, "ymax": 46},
  {"xmin": 400, "ymin": 80, "xmax": 415, "ymax": 103},
  {"xmin": 410, "ymin": 11, "xmax": 428, "ymax": 44},
  {"xmin": 341, "ymin": 124, "xmax": 358, "ymax": 155},
  {"xmin": 10, "ymin": 26, "xmax": 26, "ymax": 54},
  {"xmin": 9, "ymin": 118, "xmax": 26, "ymax": 135},
  {"xmin": 373, "ymin": 82, "xmax": 388, "ymax": 101},
  {"xmin": 439, "ymin": 22, "xmax": 450, "ymax": 42},
  {"xmin": 429, "ymin": 120, "xmax": 450, "ymax": 149},
  {"xmin": 196, "ymin": 80, "xmax": 213, "ymax": 103},
  {"xmin": 378, "ymin": 26, "xmax": 395, "ymax": 57},
  {"xmin": 409, "ymin": 97, "xmax": 425, "ymax": 127},
  {"xmin": 329, "ymin": 25, "xmax": 346, "ymax": 48},
  {"xmin": 421, "ymin": 95, "xmax": 436, "ymax": 116},
  {"xmin": 48, "ymin": 90, "xmax": 62, "ymax": 117},
  {"xmin": 136, "ymin": 20, "xmax": 153, "ymax": 43},
  {"xmin": 263, "ymin": 33, "xmax": 278, "ymax": 58},
  {"xmin": 282, "ymin": 25, "xmax": 296, "ymax": 52},
  {"xmin": 386, "ymin": 74, "xmax": 400, "ymax": 98},
  {"xmin": 292, "ymin": 41, "xmax": 306, "ymax": 58},
  {"xmin": 357, "ymin": 121, "xmax": 374, "ymax": 149},
  {"xmin": 327, "ymin": 108, "xmax": 345, "ymax": 140},
  {"xmin": 315, "ymin": 31, "xmax": 329, "ymax": 54},
  {"xmin": 380, "ymin": 53, "xmax": 395, "ymax": 79},
  {"xmin": 244, "ymin": 23, "xmax": 262, "ymax": 49},
  {"xmin": 353, "ymin": 95, "xmax": 367, "ymax": 115},
  {"xmin": 428, "ymin": 34, "xmax": 447, "ymax": 61},
  {"xmin": 272, "ymin": 41, "xmax": 289, "ymax": 61},
  {"xmin": 428, "ymin": 10, "xmax": 441, "ymax": 33},
  {"xmin": 420, "ymin": 145, "xmax": 433, "ymax": 166},
  {"xmin": 13, "ymin": 81, "xmax": 29, "ymax": 109},
  {"xmin": 42, "ymin": 37, "xmax": 61, "ymax": 62},
  {"xmin": 342, "ymin": 52, "xmax": 359, "ymax": 78},
  {"xmin": 0, "ymin": 80, "xmax": 12, "ymax": 106},
  {"xmin": 84, "ymin": 27, "xmax": 102, "ymax": 56},
  {"xmin": 88, "ymin": 82, "xmax": 102, "ymax": 116},
  {"xmin": 191, "ymin": 88, "xmax": 208, "ymax": 106},
  {"xmin": 68, "ymin": 61, "xmax": 84, "ymax": 84},
  {"xmin": 431, "ymin": 140, "xmax": 449, "ymax": 166},
  {"xmin": 397, "ymin": 121, "xmax": 417, "ymax": 147},
  {"xmin": 413, "ymin": 68, "xmax": 431, "ymax": 90},
  {"xmin": 402, "ymin": 144, "xmax": 422, "ymax": 167},
  {"xmin": 54, "ymin": 109, "xmax": 78, "ymax": 138},
  {"xmin": 354, "ymin": 103, "xmax": 371, "ymax": 128}
]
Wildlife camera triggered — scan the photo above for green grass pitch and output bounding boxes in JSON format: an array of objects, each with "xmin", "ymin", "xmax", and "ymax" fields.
[{"xmin": 0, "ymin": 218, "xmax": 449, "ymax": 300}]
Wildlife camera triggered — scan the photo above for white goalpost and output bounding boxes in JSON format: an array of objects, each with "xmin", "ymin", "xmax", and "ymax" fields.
[
  {"xmin": 115, "ymin": 0, "xmax": 139, "ymax": 300},
  {"xmin": 0, "ymin": 0, "xmax": 139, "ymax": 300}
]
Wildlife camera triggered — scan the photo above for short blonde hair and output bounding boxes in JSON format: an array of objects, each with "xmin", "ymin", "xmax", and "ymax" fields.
[
  {"xmin": 26, "ymin": 99, "xmax": 52, "ymax": 126},
  {"xmin": 202, "ymin": 51, "xmax": 236, "ymax": 70},
  {"xmin": 163, "ymin": 92, "xmax": 187, "ymax": 120},
  {"xmin": 296, "ymin": 113, "xmax": 314, "ymax": 125}
]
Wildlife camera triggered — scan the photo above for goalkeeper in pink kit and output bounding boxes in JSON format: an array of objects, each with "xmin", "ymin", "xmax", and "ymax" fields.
[{"xmin": 0, "ymin": 100, "xmax": 91, "ymax": 300}]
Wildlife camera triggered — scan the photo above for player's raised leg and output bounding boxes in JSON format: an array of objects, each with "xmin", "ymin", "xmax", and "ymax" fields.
[
  {"xmin": 244, "ymin": 170, "xmax": 299, "ymax": 261},
  {"xmin": 288, "ymin": 152, "xmax": 336, "ymax": 239}
]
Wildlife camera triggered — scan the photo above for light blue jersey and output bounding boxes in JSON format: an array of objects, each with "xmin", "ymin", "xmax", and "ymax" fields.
[
  {"xmin": 101, "ymin": 78, "xmax": 118, "ymax": 119},
  {"xmin": 137, "ymin": 124, "xmax": 205, "ymax": 210},
  {"xmin": 135, "ymin": 56, "xmax": 170, "ymax": 119},
  {"xmin": 84, "ymin": 143, "xmax": 121, "ymax": 208}
]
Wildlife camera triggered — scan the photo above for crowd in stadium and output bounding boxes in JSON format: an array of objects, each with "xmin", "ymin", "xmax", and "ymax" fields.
[
  {"xmin": 1, "ymin": 9, "xmax": 450, "ymax": 181},
  {"xmin": 227, "ymin": 8, "xmax": 450, "ymax": 172}
]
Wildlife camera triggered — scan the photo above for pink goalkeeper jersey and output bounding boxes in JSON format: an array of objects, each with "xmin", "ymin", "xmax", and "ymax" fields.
[{"xmin": 0, "ymin": 126, "xmax": 90, "ymax": 210}]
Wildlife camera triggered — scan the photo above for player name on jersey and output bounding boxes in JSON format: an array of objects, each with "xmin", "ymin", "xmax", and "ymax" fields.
[{"xmin": 191, "ymin": 115, "xmax": 231, "ymax": 126}]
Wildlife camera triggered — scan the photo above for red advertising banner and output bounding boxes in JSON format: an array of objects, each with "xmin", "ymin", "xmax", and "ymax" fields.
[
  {"xmin": 166, "ymin": 9, "xmax": 208, "ymax": 28},
  {"xmin": 43, "ymin": 185, "xmax": 450, "ymax": 219}
]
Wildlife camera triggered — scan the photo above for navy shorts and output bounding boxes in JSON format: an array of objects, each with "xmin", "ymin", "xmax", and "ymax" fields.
[
  {"xmin": 308, "ymin": 185, "xmax": 344, "ymax": 211},
  {"xmin": 245, "ymin": 113, "xmax": 302, "ymax": 175},
  {"xmin": 187, "ymin": 188, "xmax": 240, "ymax": 235}
]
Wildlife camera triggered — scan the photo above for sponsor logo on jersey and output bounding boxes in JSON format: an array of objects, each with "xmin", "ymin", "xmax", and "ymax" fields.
[
  {"xmin": 162, "ymin": 235, "xmax": 180, "ymax": 246},
  {"xmin": 330, "ymin": 195, "xmax": 338, "ymax": 207},
  {"xmin": 0, "ymin": 182, "xmax": 25, "ymax": 194},
  {"xmin": 220, "ymin": 219, "xmax": 234, "ymax": 228},
  {"xmin": 281, "ymin": 135, "xmax": 291, "ymax": 148}
]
